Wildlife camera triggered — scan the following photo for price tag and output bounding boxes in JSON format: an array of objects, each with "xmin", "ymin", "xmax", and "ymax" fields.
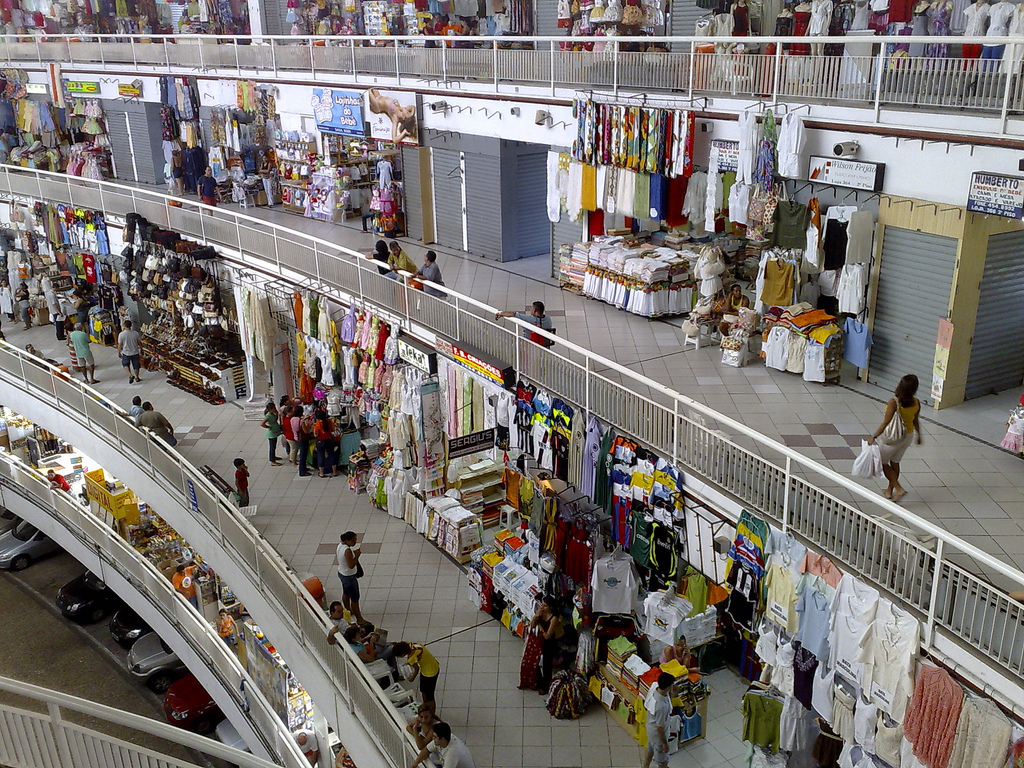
[
  {"xmin": 871, "ymin": 682, "xmax": 894, "ymax": 710},
  {"xmin": 769, "ymin": 601, "xmax": 789, "ymax": 625}
]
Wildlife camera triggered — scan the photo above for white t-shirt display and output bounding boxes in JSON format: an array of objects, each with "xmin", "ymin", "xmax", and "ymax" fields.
[
  {"xmin": 857, "ymin": 599, "xmax": 920, "ymax": 718},
  {"xmin": 590, "ymin": 552, "xmax": 639, "ymax": 614},
  {"xmin": 796, "ymin": 584, "xmax": 832, "ymax": 665},
  {"xmin": 962, "ymin": 1, "xmax": 990, "ymax": 36},
  {"xmin": 829, "ymin": 576, "xmax": 879, "ymax": 685},
  {"xmin": 643, "ymin": 591, "xmax": 693, "ymax": 645},
  {"xmin": 985, "ymin": 0, "xmax": 1014, "ymax": 37}
]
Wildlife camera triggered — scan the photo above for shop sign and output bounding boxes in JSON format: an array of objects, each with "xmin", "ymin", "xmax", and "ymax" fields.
[
  {"xmin": 365, "ymin": 89, "xmax": 420, "ymax": 146},
  {"xmin": 966, "ymin": 172, "xmax": 1024, "ymax": 218},
  {"xmin": 186, "ymin": 479, "xmax": 200, "ymax": 515},
  {"xmin": 434, "ymin": 336, "xmax": 514, "ymax": 389},
  {"xmin": 64, "ymin": 80, "xmax": 99, "ymax": 95},
  {"xmin": 311, "ymin": 88, "xmax": 365, "ymax": 137},
  {"xmin": 398, "ymin": 336, "xmax": 437, "ymax": 375},
  {"xmin": 710, "ymin": 140, "xmax": 739, "ymax": 173},
  {"xmin": 25, "ymin": 83, "xmax": 47, "ymax": 95},
  {"xmin": 118, "ymin": 81, "xmax": 143, "ymax": 98},
  {"xmin": 808, "ymin": 156, "xmax": 885, "ymax": 192},
  {"xmin": 448, "ymin": 428, "xmax": 495, "ymax": 459},
  {"xmin": 84, "ymin": 468, "xmax": 138, "ymax": 520}
]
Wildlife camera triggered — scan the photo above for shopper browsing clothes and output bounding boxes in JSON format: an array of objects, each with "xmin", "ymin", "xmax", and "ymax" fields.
[
  {"xmin": 314, "ymin": 408, "xmax": 337, "ymax": 477},
  {"xmin": 293, "ymin": 406, "xmax": 313, "ymax": 477},
  {"xmin": 392, "ymin": 641, "xmax": 441, "ymax": 708},
  {"xmin": 336, "ymin": 531, "xmax": 366, "ymax": 625},
  {"xmin": 520, "ymin": 596, "xmax": 562, "ymax": 694},
  {"xmin": 409, "ymin": 722, "xmax": 475, "ymax": 768},
  {"xmin": 867, "ymin": 374, "xmax": 922, "ymax": 502}
]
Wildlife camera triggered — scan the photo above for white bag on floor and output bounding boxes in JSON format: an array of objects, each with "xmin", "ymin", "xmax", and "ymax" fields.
[{"xmin": 852, "ymin": 440, "xmax": 883, "ymax": 479}]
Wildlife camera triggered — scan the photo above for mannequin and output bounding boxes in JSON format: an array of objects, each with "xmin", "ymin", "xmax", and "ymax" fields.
[
  {"xmin": 926, "ymin": 0, "xmax": 952, "ymax": 57},
  {"xmin": 908, "ymin": 0, "xmax": 929, "ymax": 55},
  {"xmin": 807, "ymin": 0, "xmax": 834, "ymax": 56},
  {"xmin": 851, "ymin": 0, "xmax": 870, "ymax": 28},
  {"xmin": 982, "ymin": 0, "xmax": 1014, "ymax": 70},
  {"xmin": 732, "ymin": 0, "xmax": 750, "ymax": 34},
  {"xmin": 792, "ymin": 1, "xmax": 812, "ymax": 54},
  {"xmin": 961, "ymin": 0, "xmax": 989, "ymax": 59}
]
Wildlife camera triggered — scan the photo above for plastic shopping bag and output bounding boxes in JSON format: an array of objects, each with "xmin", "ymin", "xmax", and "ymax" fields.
[{"xmin": 852, "ymin": 440, "xmax": 883, "ymax": 479}]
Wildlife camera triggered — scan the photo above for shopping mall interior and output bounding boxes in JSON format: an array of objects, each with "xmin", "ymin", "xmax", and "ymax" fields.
[{"xmin": 1, "ymin": 5, "xmax": 1024, "ymax": 768}]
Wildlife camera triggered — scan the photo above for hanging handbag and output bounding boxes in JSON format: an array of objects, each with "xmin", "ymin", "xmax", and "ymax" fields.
[{"xmin": 882, "ymin": 402, "xmax": 906, "ymax": 442}]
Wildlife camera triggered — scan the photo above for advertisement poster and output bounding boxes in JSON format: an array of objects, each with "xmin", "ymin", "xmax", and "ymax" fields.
[
  {"xmin": 311, "ymin": 88, "xmax": 365, "ymax": 137},
  {"xmin": 365, "ymin": 88, "xmax": 419, "ymax": 145},
  {"xmin": 808, "ymin": 156, "xmax": 885, "ymax": 191},
  {"xmin": 966, "ymin": 172, "xmax": 1024, "ymax": 218},
  {"xmin": 710, "ymin": 140, "xmax": 739, "ymax": 173},
  {"xmin": 931, "ymin": 318, "xmax": 953, "ymax": 401},
  {"xmin": 241, "ymin": 622, "xmax": 289, "ymax": 720}
]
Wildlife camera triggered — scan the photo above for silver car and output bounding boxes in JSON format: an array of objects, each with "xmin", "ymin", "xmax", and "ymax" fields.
[
  {"xmin": 127, "ymin": 633, "xmax": 187, "ymax": 693},
  {"xmin": 0, "ymin": 521, "xmax": 61, "ymax": 571},
  {"xmin": 0, "ymin": 509, "xmax": 19, "ymax": 537}
]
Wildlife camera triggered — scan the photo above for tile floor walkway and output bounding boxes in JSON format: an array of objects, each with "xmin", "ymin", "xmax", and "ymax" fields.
[{"xmin": 5, "ymin": 193, "xmax": 1024, "ymax": 766}]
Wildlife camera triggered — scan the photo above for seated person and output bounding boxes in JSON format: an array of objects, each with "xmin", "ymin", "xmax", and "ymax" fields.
[
  {"xmin": 405, "ymin": 702, "xmax": 441, "ymax": 750},
  {"xmin": 344, "ymin": 624, "xmax": 395, "ymax": 666},
  {"xmin": 659, "ymin": 637, "xmax": 691, "ymax": 667},
  {"xmin": 326, "ymin": 600, "xmax": 351, "ymax": 645},
  {"xmin": 717, "ymin": 284, "xmax": 751, "ymax": 335}
]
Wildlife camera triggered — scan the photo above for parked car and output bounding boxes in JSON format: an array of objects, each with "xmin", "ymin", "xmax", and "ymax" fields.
[
  {"xmin": 127, "ymin": 633, "xmax": 188, "ymax": 692},
  {"xmin": 0, "ymin": 509, "xmax": 19, "ymax": 536},
  {"xmin": 163, "ymin": 674, "xmax": 223, "ymax": 735},
  {"xmin": 56, "ymin": 570, "xmax": 125, "ymax": 623},
  {"xmin": 109, "ymin": 607, "xmax": 152, "ymax": 648},
  {"xmin": 0, "ymin": 520, "xmax": 61, "ymax": 571}
]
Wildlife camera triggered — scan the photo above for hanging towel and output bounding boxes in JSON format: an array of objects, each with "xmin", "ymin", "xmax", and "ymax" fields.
[{"xmin": 546, "ymin": 151, "xmax": 562, "ymax": 223}]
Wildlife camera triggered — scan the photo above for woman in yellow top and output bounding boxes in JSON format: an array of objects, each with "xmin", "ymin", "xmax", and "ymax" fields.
[
  {"xmin": 218, "ymin": 609, "xmax": 237, "ymax": 647},
  {"xmin": 393, "ymin": 641, "xmax": 440, "ymax": 706},
  {"xmin": 387, "ymin": 241, "xmax": 417, "ymax": 275},
  {"xmin": 868, "ymin": 374, "xmax": 922, "ymax": 502}
]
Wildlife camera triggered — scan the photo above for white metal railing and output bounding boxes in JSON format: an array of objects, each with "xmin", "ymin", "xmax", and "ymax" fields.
[
  {"xmin": 1, "ymin": 167, "xmax": 1024, "ymax": 701},
  {"xmin": 1, "ymin": 34, "xmax": 1023, "ymax": 135},
  {"xmin": 0, "ymin": 449, "xmax": 308, "ymax": 767},
  {"xmin": 0, "ymin": 674, "xmax": 284, "ymax": 768}
]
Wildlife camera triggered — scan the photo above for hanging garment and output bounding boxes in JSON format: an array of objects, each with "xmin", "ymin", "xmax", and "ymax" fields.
[
  {"xmin": 737, "ymin": 109, "xmax": 758, "ymax": 186},
  {"xmin": 776, "ymin": 112, "xmax": 806, "ymax": 178}
]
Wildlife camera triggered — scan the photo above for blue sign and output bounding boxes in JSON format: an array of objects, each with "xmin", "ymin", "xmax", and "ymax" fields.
[
  {"xmin": 186, "ymin": 479, "xmax": 200, "ymax": 514},
  {"xmin": 312, "ymin": 88, "xmax": 365, "ymax": 137},
  {"xmin": 966, "ymin": 172, "xmax": 1024, "ymax": 219}
]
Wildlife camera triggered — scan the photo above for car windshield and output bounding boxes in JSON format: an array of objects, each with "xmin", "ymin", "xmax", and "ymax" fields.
[
  {"xmin": 12, "ymin": 522, "xmax": 38, "ymax": 541},
  {"xmin": 83, "ymin": 572, "xmax": 105, "ymax": 590}
]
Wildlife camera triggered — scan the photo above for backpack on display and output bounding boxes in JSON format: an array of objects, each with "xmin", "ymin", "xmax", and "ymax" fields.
[{"xmin": 545, "ymin": 671, "xmax": 589, "ymax": 719}]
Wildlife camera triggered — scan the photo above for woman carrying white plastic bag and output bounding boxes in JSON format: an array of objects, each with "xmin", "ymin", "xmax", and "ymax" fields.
[
  {"xmin": 852, "ymin": 440, "xmax": 883, "ymax": 479},
  {"xmin": 867, "ymin": 375, "xmax": 922, "ymax": 501}
]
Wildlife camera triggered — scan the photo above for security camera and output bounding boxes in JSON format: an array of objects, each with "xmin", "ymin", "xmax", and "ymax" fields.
[
  {"xmin": 535, "ymin": 110, "xmax": 552, "ymax": 126},
  {"xmin": 833, "ymin": 141, "xmax": 859, "ymax": 158},
  {"xmin": 430, "ymin": 101, "xmax": 449, "ymax": 112}
]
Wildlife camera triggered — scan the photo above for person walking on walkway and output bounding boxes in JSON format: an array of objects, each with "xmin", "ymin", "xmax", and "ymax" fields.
[
  {"xmin": 198, "ymin": 167, "xmax": 217, "ymax": 206},
  {"xmin": 642, "ymin": 673, "xmax": 675, "ymax": 768},
  {"xmin": 868, "ymin": 374, "xmax": 922, "ymax": 502},
  {"xmin": 415, "ymin": 251, "xmax": 446, "ymax": 298},
  {"xmin": 0, "ymin": 279, "xmax": 14, "ymax": 321},
  {"xmin": 233, "ymin": 457, "xmax": 250, "ymax": 507},
  {"xmin": 116, "ymin": 320, "xmax": 142, "ymax": 383},
  {"xmin": 260, "ymin": 401, "xmax": 284, "ymax": 466},
  {"xmin": 336, "ymin": 531, "xmax": 366, "ymax": 625},
  {"xmin": 69, "ymin": 323, "xmax": 98, "ymax": 383},
  {"xmin": 392, "ymin": 641, "xmax": 441, "ymax": 708},
  {"xmin": 15, "ymin": 282, "xmax": 30, "ymax": 330},
  {"xmin": 138, "ymin": 401, "xmax": 176, "ymax": 445}
]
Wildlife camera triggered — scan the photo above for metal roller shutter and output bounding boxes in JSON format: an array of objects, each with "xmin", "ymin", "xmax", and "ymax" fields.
[
  {"xmin": 670, "ymin": 0, "xmax": 705, "ymax": 44},
  {"xmin": 464, "ymin": 152, "xmax": 503, "ymax": 260},
  {"xmin": 431, "ymin": 148, "xmax": 464, "ymax": 250},
  {"xmin": 512, "ymin": 151, "xmax": 549, "ymax": 261},
  {"xmin": 869, "ymin": 226, "xmax": 957, "ymax": 405},
  {"xmin": 965, "ymin": 231, "xmax": 1024, "ymax": 399},
  {"xmin": 535, "ymin": 0, "xmax": 558, "ymax": 49},
  {"xmin": 401, "ymin": 146, "xmax": 422, "ymax": 241},
  {"xmin": 106, "ymin": 111, "xmax": 134, "ymax": 182}
]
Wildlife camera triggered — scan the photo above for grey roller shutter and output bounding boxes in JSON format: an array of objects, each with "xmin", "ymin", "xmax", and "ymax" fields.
[
  {"xmin": 535, "ymin": 0, "xmax": 559, "ymax": 49},
  {"xmin": 401, "ymin": 146, "xmax": 422, "ymax": 241},
  {"xmin": 262, "ymin": 0, "xmax": 286, "ymax": 35},
  {"xmin": 464, "ymin": 152, "xmax": 503, "ymax": 260},
  {"xmin": 431, "ymin": 148, "xmax": 464, "ymax": 250},
  {"xmin": 199, "ymin": 106, "xmax": 215, "ymax": 150},
  {"xmin": 106, "ymin": 111, "xmax": 134, "ymax": 182},
  {"xmin": 965, "ymin": 231, "xmax": 1024, "ymax": 399},
  {"xmin": 670, "ymin": 0, "xmax": 705, "ymax": 45},
  {"xmin": 511, "ymin": 151, "xmax": 549, "ymax": 261},
  {"xmin": 869, "ymin": 226, "xmax": 957, "ymax": 406}
]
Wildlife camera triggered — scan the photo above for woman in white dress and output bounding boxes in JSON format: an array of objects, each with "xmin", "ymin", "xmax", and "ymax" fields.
[{"xmin": 0, "ymin": 279, "xmax": 13, "ymax": 321}]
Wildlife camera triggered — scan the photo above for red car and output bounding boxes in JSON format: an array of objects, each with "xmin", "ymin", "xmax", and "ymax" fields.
[{"xmin": 162, "ymin": 674, "xmax": 223, "ymax": 735}]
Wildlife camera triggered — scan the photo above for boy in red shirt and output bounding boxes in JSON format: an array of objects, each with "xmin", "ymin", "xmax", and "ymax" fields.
[{"xmin": 233, "ymin": 458, "xmax": 250, "ymax": 507}]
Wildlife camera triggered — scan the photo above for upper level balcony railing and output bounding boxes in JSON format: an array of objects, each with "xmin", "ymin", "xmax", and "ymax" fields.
[{"xmin": 2, "ymin": 34, "xmax": 1023, "ymax": 136}]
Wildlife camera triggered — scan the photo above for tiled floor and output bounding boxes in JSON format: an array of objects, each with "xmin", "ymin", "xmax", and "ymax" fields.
[{"xmin": 6, "ymin": 195, "xmax": 1024, "ymax": 766}]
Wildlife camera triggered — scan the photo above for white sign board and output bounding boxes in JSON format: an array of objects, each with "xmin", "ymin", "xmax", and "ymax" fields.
[{"xmin": 808, "ymin": 156, "xmax": 885, "ymax": 191}]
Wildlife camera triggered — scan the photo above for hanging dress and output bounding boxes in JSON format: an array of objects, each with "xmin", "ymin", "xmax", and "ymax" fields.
[
  {"xmin": 791, "ymin": 10, "xmax": 812, "ymax": 55},
  {"xmin": 519, "ymin": 628, "xmax": 544, "ymax": 690}
]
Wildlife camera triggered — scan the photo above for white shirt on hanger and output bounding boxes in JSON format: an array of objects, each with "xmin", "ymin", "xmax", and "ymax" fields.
[{"xmin": 591, "ymin": 552, "xmax": 639, "ymax": 614}]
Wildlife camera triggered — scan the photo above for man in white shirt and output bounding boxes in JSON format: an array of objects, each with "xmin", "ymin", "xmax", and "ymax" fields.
[
  {"xmin": 294, "ymin": 730, "xmax": 318, "ymax": 764},
  {"xmin": 325, "ymin": 601, "xmax": 351, "ymax": 644},
  {"xmin": 410, "ymin": 722, "xmax": 475, "ymax": 768},
  {"xmin": 116, "ymin": 319, "xmax": 142, "ymax": 383},
  {"xmin": 643, "ymin": 673, "xmax": 675, "ymax": 768}
]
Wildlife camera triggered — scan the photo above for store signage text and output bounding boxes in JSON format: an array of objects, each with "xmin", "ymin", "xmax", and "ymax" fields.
[
  {"xmin": 966, "ymin": 172, "xmax": 1024, "ymax": 218},
  {"xmin": 448, "ymin": 428, "xmax": 496, "ymax": 459},
  {"xmin": 710, "ymin": 140, "xmax": 739, "ymax": 173},
  {"xmin": 118, "ymin": 81, "xmax": 143, "ymax": 98},
  {"xmin": 434, "ymin": 336, "xmax": 514, "ymax": 389},
  {"xmin": 25, "ymin": 83, "xmax": 47, "ymax": 95},
  {"xmin": 312, "ymin": 88, "xmax": 365, "ymax": 137},
  {"xmin": 808, "ymin": 156, "xmax": 885, "ymax": 192},
  {"xmin": 398, "ymin": 337, "xmax": 437, "ymax": 375},
  {"xmin": 64, "ymin": 80, "xmax": 99, "ymax": 95}
]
